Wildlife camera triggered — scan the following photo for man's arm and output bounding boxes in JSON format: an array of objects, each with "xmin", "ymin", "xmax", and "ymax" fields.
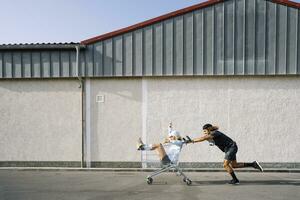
[{"xmin": 192, "ymin": 134, "xmax": 214, "ymax": 143}]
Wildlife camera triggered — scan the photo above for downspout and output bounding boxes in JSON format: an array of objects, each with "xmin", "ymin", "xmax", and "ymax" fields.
[{"xmin": 75, "ymin": 45, "xmax": 85, "ymax": 168}]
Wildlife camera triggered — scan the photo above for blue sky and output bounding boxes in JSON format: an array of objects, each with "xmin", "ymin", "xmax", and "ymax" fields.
[
  {"xmin": 0, "ymin": 0, "xmax": 205, "ymax": 44},
  {"xmin": 0, "ymin": 0, "xmax": 299, "ymax": 44}
]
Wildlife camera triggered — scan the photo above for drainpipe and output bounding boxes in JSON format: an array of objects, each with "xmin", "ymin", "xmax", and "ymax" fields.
[{"xmin": 75, "ymin": 45, "xmax": 85, "ymax": 168}]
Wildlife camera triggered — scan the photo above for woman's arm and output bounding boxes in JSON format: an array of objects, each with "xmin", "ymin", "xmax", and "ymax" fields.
[{"xmin": 192, "ymin": 134, "xmax": 214, "ymax": 143}]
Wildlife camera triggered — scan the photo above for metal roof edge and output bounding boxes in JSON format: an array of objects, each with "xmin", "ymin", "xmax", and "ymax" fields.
[
  {"xmin": 0, "ymin": 43, "xmax": 86, "ymax": 51},
  {"xmin": 80, "ymin": 0, "xmax": 300, "ymax": 45}
]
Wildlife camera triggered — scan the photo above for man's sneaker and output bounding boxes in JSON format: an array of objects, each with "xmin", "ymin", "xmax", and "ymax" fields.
[
  {"xmin": 137, "ymin": 138, "xmax": 145, "ymax": 150},
  {"xmin": 228, "ymin": 179, "xmax": 240, "ymax": 185},
  {"xmin": 253, "ymin": 161, "xmax": 264, "ymax": 172}
]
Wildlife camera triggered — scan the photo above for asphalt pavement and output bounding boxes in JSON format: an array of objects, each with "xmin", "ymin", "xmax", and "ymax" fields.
[{"xmin": 0, "ymin": 170, "xmax": 299, "ymax": 200}]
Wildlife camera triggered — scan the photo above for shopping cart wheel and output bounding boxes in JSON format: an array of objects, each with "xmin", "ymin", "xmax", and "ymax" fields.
[
  {"xmin": 183, "ymin": 178, "xmax": 192, "ymax": 185},
  {"xmin": 147, "ymin": 177, "xmax": 153, "ymax": 185}
]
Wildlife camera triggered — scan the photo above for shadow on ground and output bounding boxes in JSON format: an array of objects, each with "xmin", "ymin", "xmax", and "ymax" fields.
[{"xmin": 191, "ymin": 180, "xmax": 300, "ymax": 186}]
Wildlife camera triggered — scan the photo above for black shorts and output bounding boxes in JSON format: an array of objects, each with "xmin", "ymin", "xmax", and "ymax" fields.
[
  {"xmin": 161, "ymin": 155, "xmax": 171, "ymax": 165},
  {"xmin": 224, "ymin": 143, "xmax": 238, "ymax": 161}
]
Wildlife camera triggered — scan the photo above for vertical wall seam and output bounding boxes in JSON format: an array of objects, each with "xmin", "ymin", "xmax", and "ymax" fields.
[
  {"xmin": 152, "ymin": 26, "xmax": 155, "ymax": 75},
  {"xmin": 21, "ymin": 52, "xmax": 24, "ymax": 78},
  {"xmin": 132, "ymin": 32, "xmax": 136, "ymax": 76},
  {"xmin": 296, "ymin": 10, "xmax": 299, "ymax": 74},
  {"xmin": 275, "ymin": 4, "xmax": 278, "ymax": 74},
  {"xmin": 142, "ymin": 28, "xmax": 145, "ymax": 76},
  {"xmin": 11, "ymin": 52, "xmax": 14, "ymax": 78},
  {"xmin": 162, "ymin": 21, "xmax": 166, "ymax": 75},
  {"xmin": 172, "ymin": 19, "xmax": 176, "ymax": 75},
  {"xmin": 111, "ymin": 37, "xmax": 116, "ymax": 76},
  {"xmin": 141, "ymin": 78, "xmax": 148, "ymax": 168},
  {"xmin": 203, "ymin": 10, "xmax": 206, "ymax": 74},
  {"xmin": 183, "ymin": 15, "xmax": 186, "ymax": 75},
  {"xmin": 193, "ymin": 11, "xmax": 196, "ymax": 75},
  {"xmin": 122, "ymin": 35, "xmax": 126, "ymax": 76},
  {"xmin": 49, "ymin": 52, "xmax": 53, "ymax": 77},
  {"xmin": 30, "ymin": 51, "xmax": 33, "ymax": 77},
  {"xmin": 0, "ymin": 53, "xmax": 3, "ymax": 78},
  {"xmin": 233, "ymin": 0, "xmax": 236, "ymax": 75},
  {"xmin": 68, "ymin": 51, "xmax": 71, "ymax": 77},
  {"xmin": 243, "ymin": 0, "xmax": 246, "ymax": 75},
  {"xmin": 59, "ymin": 51, "xmax": 62, "ymax": 77},
  {"xmin": 92, "ymin": 44, "xmax": 95, "ymax": 76},
  {"xmin": 40, "ymin": 52, "xmax": 43, "ymax": 77},
  {"xmin": 212, "ymin": 5, "xmax": 215, "ymax": 75},
  {"xmin": 223, "ymin": 3, "xmax": 226, "ymax": 75},
  {"xmin": 285, "ymin": 7, "xmax": 288, "ymax": 74},
  {"xmin": 264, "ymin": 0, "xmax": 268, "ymax": 75},
  {"xmin": 101, "ymin": 42, "xmax": 104, "ymax": 76},
  {"xmin": 254, "ymin": 0, "xmax": 257, "ymax": 75}
]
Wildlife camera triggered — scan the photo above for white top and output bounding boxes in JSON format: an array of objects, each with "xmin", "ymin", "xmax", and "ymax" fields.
[{"xmin": 163, "ymin": 140, "xmax": 184, "ymax": 164}]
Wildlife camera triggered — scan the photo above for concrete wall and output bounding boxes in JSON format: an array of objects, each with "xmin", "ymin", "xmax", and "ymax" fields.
[
  {"xmin": 0, "ymin": 80, "xmax": 82, "ymax": 162},
  {"xmin": 89, "ymin": 77, "xmax": 300, "ymax": 163},
  {"xmin": 1, "ymin": 77, "xmax": 299, "ymax": 166}
]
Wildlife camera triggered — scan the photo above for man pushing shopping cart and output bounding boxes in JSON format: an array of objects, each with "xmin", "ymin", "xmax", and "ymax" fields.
[{"xmin": 137, "ymin": 122, "xmax": 264, "ymax": 185}]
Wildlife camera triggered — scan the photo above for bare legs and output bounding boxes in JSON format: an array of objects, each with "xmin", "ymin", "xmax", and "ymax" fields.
[{"xmin": 137, "ymin": 138, "xmax": 167, "ymax": 161}]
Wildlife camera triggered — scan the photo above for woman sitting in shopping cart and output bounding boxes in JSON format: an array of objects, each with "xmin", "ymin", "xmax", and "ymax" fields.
[{"xmin": 137, "ymin": 123, "xmax": 192, "ymax": 165}]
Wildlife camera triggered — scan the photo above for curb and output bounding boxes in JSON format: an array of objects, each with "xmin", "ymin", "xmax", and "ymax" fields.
[{"xmin": 0, "ymin": 167, "xmax": 299, "ymax": 173}]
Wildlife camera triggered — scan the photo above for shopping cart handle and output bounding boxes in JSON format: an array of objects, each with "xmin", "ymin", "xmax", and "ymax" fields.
[{"xmin": 183, "ymin": 136, "xmax": 193, "ymax": 144}]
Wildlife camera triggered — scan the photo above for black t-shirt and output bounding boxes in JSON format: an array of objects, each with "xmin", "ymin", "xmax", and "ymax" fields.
[{"xmin": 211, "ymin": 130, "xmax": 235, "ymax": 152}]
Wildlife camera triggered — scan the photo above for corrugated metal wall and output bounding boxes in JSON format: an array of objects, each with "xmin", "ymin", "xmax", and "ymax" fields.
[
  {"xmin": 0, "ymin": 50, "xmax": 78, "ymax": 78},
  {"xmin": 0, "ymin": 0, "xmax": 299, "ymax": 78}
]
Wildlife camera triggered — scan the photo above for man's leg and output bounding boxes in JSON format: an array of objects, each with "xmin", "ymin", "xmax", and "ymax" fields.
[
  {"xmin": 231, "ymin": 160, "xmax": 263, "ymax": 172},
  {"xmin": 224, "ymin": 160, "xmax": 239, "ymax": 184}
]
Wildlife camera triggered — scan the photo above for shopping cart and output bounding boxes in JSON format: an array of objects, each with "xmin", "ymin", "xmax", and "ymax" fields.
[{"xmin": 141, "ymin": 136, "xmax": 193, "ymax": 185}]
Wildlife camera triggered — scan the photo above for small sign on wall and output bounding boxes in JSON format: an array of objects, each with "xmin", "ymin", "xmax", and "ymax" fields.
[{"xmin": 96, "ymin": 95, "xmax": 105, "ymax": 103}]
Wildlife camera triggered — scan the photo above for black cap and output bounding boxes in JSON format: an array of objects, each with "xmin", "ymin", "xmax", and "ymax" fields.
[{"xmin": 203, "ymin": 123, "xmax": 213, "ymax": 130}]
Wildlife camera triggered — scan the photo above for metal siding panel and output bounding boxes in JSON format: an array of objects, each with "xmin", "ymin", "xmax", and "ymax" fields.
[
  {"xmin": 185, "ymin": 13, "xmax": 194, "ymax": 75},
  {"xmin": 94, "ymin": 42, "xmax": 103, "ymax": 76},
  {"xmin": 104, "ymin": 39, "xmax": 113, "ymax": 76},
  {"xmin": 298, "ymin": 10, "xmax": 300, "ymax": 74},
  {"xmin": 224, "ymin": 0, "xmax": 234, "ymax": 75},
  {"xmin": 204, "ymin": 7, "xmax": 214, "ymax": 75},
  {"xmin": 4, "ymin": 53, "xmax": 12, "ymax": 78},
  {"xmin": 276, "ymin": 5, "xmax": 287, "ymax": 74},
  {"xmin": 256, "ymin": 0, "xmax": 266, "ymax": 75},
  {"xmin": 32, "ymin": 52, "xmax": 41, "ymax": 77},
  {"xmin": 114, "ymin": 36, "xmax": 123, "ymax": 76},
  {"xmin": 235, "ymin": 0, "xmax": 245, "ymax": 75},
  {"xmin": 41, "ymin": 52, "xmax": 50, "ymax": 77},
  {"xmin": 154, "ymin": 23, "xmax": 163, "ymax": 75},
  {"xmin": 134, "ymin": 30, "xmax": 143, "ymax": 76},
  {"xmin": 70, "ymin": 52, "xmax": 77, "ymax": 77},
  {"xmin": 22, "ymin": 52, "xmax": 31, "ymax": 78},
  {"xmin": 0, "ymin": 53, "xmax": 3, "ymax": 77},
  {"xmin": 174, "ymin": 16, "xmax": 184, "ymax": 75},
  {"xmin": 195, "ymin": 10, "xmax": 204, "ymax": 75},
  {"xmin": 266, "ymin": 1, "xmax": 276, "ymax": 74},
  {"xmin": 51, "ymin": 51, "xmax": 60, "ymax": 77},
  {"xmin": 80, "ymin": 51, "xmax": 86, "ymax": 76},
  {"xmin": 13, "ymin": 52, "xmax": 22, "ymax": 78},
  {"xmin": 164, "ymin": 19, "xmax": 173, "ymax": 75},
  {"xmin": 85, "ymin": 45, "xmax": 94, "ymax": 76},
  {"xmin": 245, "ymin": 0, "xmax": 255, "ymax": 75},
  {"xmin": 144, "ymin": 26, "xmax": 153, "ymax": 75},
  {"xmin": 124, "ymin": 33, "xmax": 133, "ymax": 76},
  {"xmin": 61, "ymin": 51, "xmax": 70, "ymax": 77},
  {"xmin": 287, "ymin": 7, "xmax": 297, "ymax": 74},
  {"xmin": 215, "ymin": 3, "xmax": 225, "ymax": 75}
]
